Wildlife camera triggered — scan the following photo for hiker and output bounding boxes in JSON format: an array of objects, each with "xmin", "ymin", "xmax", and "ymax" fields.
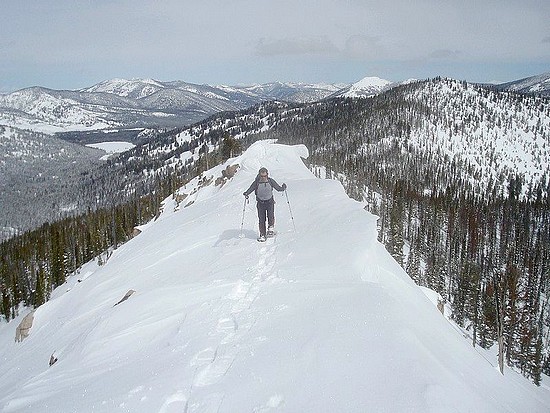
[{"xmin": 243, "ymin": 167, "xmax": 287, "ymax": 242}]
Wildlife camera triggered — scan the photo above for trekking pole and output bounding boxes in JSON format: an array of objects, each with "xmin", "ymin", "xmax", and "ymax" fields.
[
  {"xmin": 284, "ymin": 189, "xmax": 296, "ymax": 232},
  {"xmin": 240, "ymin": 196, "xmax": 248, "ymax": 238}
]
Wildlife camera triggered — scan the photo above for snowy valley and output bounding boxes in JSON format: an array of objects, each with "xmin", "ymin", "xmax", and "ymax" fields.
[
  {"xmin": 0, "ymin": 126, "xmax": 104, "ymax": 239},
  {"xmin": 1, "ymin": 141, "xmax": 549, "ymax": 412}
]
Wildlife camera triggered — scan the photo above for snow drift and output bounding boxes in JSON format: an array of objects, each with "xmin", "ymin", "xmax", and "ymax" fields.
[{"xmin": 0, "ymin": 141, "xmax": 548, "ymax": 412}]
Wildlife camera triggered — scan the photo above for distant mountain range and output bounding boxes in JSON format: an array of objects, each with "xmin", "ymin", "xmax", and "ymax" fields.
[
  {"xmin": 1, "ymin": 74, "xmax": 547, "ymax": 137},
  {"xmin": 493, "ymin": 72, "xmax": 550, "ymax": 96},
  {"xmin": 0, "ymin": 77, "xmax": 398, "ymax": 136},
  {"xmin": 332, "ymin": 76, "xmax": 395, "ymax": 98},
  {"xmin": 0, "ymin": 79, "xmax": 348, "ymax": 134}
]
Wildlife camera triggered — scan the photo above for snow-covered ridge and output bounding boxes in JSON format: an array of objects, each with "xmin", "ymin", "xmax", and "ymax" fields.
[
  {"xmin": 0, "ymin": 78, "xmax": 351, "ymax": 134},
  {"xmin": 81, "ymin": 78, "xmax": 165, "ymax": 99},
  {"xmin": 334, "ymin": 76, "xmax": 394, "ymax": 98},
  {"xmin": 1, "ymin": 141, "xmax": 548, "ymax": 412},
  {"xmin": 495, "ymin": 72, "xmax": 550, "ymax": 96},
  {"xmin": 403, "ymin": 79, "xmax": 550, "ymax": 198},
  {"xmin": 118, "ymin": 78, "xmax": 549, "ymax": 202}
]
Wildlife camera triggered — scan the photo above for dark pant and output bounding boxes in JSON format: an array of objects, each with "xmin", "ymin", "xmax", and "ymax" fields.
[{"xmin": 257, "ymin": 199, "xmax": 275, "ymax": 236}]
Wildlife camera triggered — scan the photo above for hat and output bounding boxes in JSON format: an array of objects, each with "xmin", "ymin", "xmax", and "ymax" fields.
[{"xmin": 259, "ymin": 167, "xmax": 268, "ymax": 175}]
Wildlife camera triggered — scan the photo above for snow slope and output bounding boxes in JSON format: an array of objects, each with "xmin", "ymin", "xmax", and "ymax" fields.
[
  {"xmin": 1, "ymin": 141, "xmax": 549, "ymax": 412},
  {"xmin": 335, "ymin": 76, "xmax": 393, "ymax": 98},
  {"xmin": 496, "ymin": 72, "xmax": 550, "ymax": 96},
  {"xmin": 404, "ymin": 79, "xmax": 550, "ymax": 198},
  {"xmin": 81, "ymin": 78, "xmax": 165, "ymax": 99},
  {"xmin": 86, "ymin": 141, "xmax": 136, "ymax": 160}
]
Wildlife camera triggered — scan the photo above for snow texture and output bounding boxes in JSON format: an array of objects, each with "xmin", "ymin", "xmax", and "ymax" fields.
[
  {"xmin": 86, "ymin": 141, "xmax": 136, "ymax": 160},
  {"xmin": 337, "ymin": 76, "xmax": 393, "ymax": 98},
  {"xmin": 0, "ymin": 141, "xmax": 548, "ymax": 412}
]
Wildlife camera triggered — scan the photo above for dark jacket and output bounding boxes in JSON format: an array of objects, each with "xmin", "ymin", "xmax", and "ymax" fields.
[{"xmin": 244, "ymin": 176, "xmax": 285, "ymax": 202}]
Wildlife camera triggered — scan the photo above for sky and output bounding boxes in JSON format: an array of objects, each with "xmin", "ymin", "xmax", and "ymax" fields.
[{"xmin": 1, "ymin": 0, "xmax": 549, "ymax": 92}]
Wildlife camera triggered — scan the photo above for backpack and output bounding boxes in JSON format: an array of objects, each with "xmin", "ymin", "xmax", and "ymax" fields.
[{"xmin": 255, "ymin": 177, "xmax": 273, "ymax": 201}]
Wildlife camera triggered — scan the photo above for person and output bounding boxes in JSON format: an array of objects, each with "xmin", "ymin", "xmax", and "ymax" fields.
[{"xmin": 243, "ymin": 167, "xmax": 287, "ymax": 242}]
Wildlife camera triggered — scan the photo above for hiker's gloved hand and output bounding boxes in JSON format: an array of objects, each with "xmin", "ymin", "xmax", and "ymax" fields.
[
  {"xmin": 282, "ymin": 183, "xmax": 287, "ymax": 190},
  {"xmin": 243, "ymin": 192, "xmax": 249, "ymax": 199}
]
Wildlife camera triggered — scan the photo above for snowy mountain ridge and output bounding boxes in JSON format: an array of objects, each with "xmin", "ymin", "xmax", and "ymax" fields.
[
  {"xmin": 0, "ymin": 78, "xmax": 350, "ymax": 135},
  {"xmin": 129, "ymin": 78, "xmax": 550, "ymax": 201},
  {"xmin": 2, "ymin": 73, "xmax": 546, "ymax": 137},
  {"xmin": 333, "ymin": 76, "xmax": 394, "ymax": 98},
  {"xmin": 80, "ymin": 78, "xmax": 167, "ymax": 99},
  {"xmin": 239, "ymin": 81, "xmax": 348, "ymax": 103},
  {"xmin": 494, "ymin": 72, "xmax": 550, "ymax": 97},
  {"xmin": 82, "ymin": 78, "xmax": 348, "ymax": 104},
  {"xmin": 0, "ymin": 77, "xmax": 398, "ymax": 135},
  {"xmin": 0, "ymin": 87, "xmax": 117, "ymax": 133},
  {"xmin": 1, "ymin": 141, "xmax": 548, "ymax": 412},
  {"xmin": 402, "ymin": 78, "xmax": 550, "ymax": 198},
  {"xmin": 0, "ymin": 83, "xmax": 240, "ymax": 134}
]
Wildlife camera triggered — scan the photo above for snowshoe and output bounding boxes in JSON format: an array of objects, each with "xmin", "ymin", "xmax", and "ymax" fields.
[{"xmin": 257, "ymin": 235, "xmax": 267, "ymax": 242}]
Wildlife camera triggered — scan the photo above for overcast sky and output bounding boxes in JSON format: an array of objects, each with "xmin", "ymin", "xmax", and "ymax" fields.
[{"xmin": 1, "ymin": 0, "xmax": 549, "ymax": 92}]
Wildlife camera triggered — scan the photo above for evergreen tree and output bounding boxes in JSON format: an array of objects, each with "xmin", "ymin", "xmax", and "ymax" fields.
[{"xmin": 221, "ymin": 135, "xmax": 241, "ymax": 160}]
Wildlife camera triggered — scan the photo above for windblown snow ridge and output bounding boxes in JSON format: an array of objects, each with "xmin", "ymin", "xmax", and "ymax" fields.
[{"xmin": 0, "ymin": 141, "xmax": 548, "ymax": 412}]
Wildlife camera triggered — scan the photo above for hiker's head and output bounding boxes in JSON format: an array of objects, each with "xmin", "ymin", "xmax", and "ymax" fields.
[{"xmin": 259, "ymin": 167, "xmax": 268, "ymax": 178}]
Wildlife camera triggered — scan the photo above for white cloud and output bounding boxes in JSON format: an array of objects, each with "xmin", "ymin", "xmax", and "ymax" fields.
[
  {"xmin": 343, "ymin": 35, "xmax": 385, "ymax": 59},
  {"xmin": 255, "ymin": 37, "xmax": 339, "ymax": 57},
  {"xmin": 429, "ymin": 50, "xmax": 462, "ymax": 59}
]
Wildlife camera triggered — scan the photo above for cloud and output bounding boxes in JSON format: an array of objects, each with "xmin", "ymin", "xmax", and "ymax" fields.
[
  {"xmin": 343, "ymin": 35, "xmax": 384, "ymax": 59},
  {"xmin": 255, "ymin": 36, "xmax": 339, "ymax": 57},
  {"xmin": 429, "ymin": 49, "xmax": 462, "ymax": 59},
  {"xmin": 542, "ymin": 36, "xmax": 550, "ymax": 43},
  {"xmin": 255, "ymin": 34, "xmax": 388, "ymax": 61}
]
